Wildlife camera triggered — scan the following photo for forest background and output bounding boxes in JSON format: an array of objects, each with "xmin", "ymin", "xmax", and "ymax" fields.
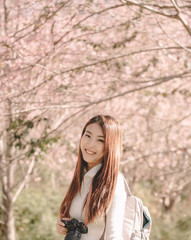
[{"xmin": 0, "ymin": 0, "xmax": 191, "ymax": 240}]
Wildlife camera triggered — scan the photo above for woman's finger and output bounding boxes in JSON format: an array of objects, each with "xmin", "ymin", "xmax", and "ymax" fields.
[{"xmin": 56, "ymin": 220, "xmax": 68, "ymax": 235}]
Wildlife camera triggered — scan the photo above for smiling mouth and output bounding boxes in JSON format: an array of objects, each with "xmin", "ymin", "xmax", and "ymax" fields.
[{"xmin": 85, "ymin": 149, "xmax": 96, "ymax": 155}]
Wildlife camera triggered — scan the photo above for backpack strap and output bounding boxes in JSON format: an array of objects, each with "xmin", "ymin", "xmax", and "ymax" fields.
[
  {"xmin": 143, "ymin": 206, "xmax": 152, "ymax": 230},
  {"xmin": 118, "ymin": 172, "xmax": 131, "ymax": 196}
]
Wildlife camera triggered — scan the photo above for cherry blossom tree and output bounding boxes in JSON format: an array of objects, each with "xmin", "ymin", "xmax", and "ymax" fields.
[{"xmin": 0, "ymin": 0, "xmax": 191, "ymax": 239}]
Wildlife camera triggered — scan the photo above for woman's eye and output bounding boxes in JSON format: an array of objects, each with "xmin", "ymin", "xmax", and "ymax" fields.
[
  {"xmin": 85, "ymin": 134, "xmax": 90, "ymax": 138},
  {"xmin": 98, "ymin": 139, "xmax": 104, "ymax": 143}
]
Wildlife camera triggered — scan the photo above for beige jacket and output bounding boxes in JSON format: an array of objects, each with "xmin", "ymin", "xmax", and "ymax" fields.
[{"xmin": 69, "ymin": 164, "xmax": 127, "ymax": 240}]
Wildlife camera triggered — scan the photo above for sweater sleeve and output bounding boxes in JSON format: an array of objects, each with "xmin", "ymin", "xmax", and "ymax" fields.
[{"xmin": 104, "ymin": 174, "xmax": 127, "ymax": 240}]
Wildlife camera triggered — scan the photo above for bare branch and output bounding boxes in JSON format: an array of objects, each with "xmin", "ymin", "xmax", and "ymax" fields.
[
  {"xmin": 120, "ymin": 0, "xmax": 179, "ymax": 19},
  {"xmin": 1, "ymin": 45, "xmax": 190, "ymax": 103},
  {"xmin": 150, "ymin": 167, "xmax": 191, "ymax": 180},
  {"xmin": 74, "ymin": 4, "xmax": 125, "ymax": 28},
  {"xmin": 82, "ymin": 71, "xmax": 190, "ymax": 107},
  {"xmin": 121, "ymin": 147, "xmax": 191, "ymax": 165},
  {"xmin": 12, "ymin": 157, "xmax": 35, "ymax": 203},
  {"xmin": 3, "ymin": 0, "xmax": 8, "ymax": 34},
  {"xmin": 121, "ymin": 0, "xmax": 191, "ymax": 35},
  {"xmin": 171, "ymin": 0, "xmax": 191, "ymax": 36},
  {"xmin": 0, "ymin": 70, "xmax": 190, "ymax": 117},
  {"xmin": 58, "ymin": 46, "xmax": 191, "ymax": 75},
  {"xmin": 11, "ymin": 0, "xmax": 71, "ymax": 42},
  {"xmin": 155, "ymin": 14, "xmax": 191, "ymax": 53}
]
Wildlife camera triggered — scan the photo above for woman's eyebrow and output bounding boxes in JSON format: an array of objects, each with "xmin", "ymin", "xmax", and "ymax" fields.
[
  {"xmin": 98, "ymin": 135, "xmax": 104, "ymax": 138},
  {"xmin": 86, "ymin": 130, "xmax": 92, "ymax": 134},
  {"xmin": 86, "ymin": 130, "xmax": 104, "ymax": 138}
]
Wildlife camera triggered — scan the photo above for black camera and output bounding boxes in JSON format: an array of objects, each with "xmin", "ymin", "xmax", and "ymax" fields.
[{"xmin": 61, "ymin": 218, "xmax": 88, "ymax": 240}]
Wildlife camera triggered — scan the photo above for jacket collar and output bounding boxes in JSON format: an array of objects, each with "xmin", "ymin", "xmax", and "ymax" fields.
[{"xmin": 84, "ymin": 163, "xmax": 102, "ymax": 180}]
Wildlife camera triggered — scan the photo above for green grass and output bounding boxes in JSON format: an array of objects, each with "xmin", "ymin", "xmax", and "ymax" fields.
[
  {"xmin": 14, "ymin": 187, "xmax": 65, "ymax": 240},
  {"xmin": 1, "ymin": 181, "xmax": 190, "ymax": 240}
]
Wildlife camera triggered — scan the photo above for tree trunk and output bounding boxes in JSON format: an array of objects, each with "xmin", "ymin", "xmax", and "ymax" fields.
[
  {"xmin": 0, "ymin": 99, "xmax": 16, "ymax": 240},
  {"xmin": 2, "ymin": 189, "xmax": 16, "ymax": 240}
]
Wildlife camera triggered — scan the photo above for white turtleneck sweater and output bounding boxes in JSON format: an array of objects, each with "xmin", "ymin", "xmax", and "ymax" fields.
[{"xmin": 69, "ymin": 164, "xmax": 127, "ymax": 240}]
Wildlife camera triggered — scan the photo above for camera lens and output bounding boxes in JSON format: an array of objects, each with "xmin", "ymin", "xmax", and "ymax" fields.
[
  {"xmin": 64, "ymin": 230, "xmax": 81, "ymax": 240},
  {"xmin": 62, "ymin": 218, "xmax": 88, "ymax": 240}
]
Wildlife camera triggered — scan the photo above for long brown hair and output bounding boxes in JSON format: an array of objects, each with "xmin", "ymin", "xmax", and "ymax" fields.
[{"xmin": 59, "ymin": 115, "xmax": 122, "ymax": 224}]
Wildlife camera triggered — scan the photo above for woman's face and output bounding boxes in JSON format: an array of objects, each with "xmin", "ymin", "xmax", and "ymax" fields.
[{"xmin": 80, "ymin": 123, "xmax": 104, "ymax": 170}]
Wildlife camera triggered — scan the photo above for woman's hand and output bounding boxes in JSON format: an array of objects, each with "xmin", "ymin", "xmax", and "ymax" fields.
[{"xmin": 56, "ymin": 218, "xmax": 69, "ymax": 235}]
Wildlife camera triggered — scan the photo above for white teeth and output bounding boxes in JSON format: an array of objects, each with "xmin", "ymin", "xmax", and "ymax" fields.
[{"xmin": 86, "ymin": 149, "xmax": 95, "ymax": 154}]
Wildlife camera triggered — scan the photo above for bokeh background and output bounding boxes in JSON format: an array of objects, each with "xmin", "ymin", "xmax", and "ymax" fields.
[{"xmin": 0, "ymin": 0, "xmax": 191, "ymax": 239}]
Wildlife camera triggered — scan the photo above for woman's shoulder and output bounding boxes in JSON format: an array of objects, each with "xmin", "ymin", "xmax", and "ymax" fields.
[
  {"xmin": 113, "ymin": 172, "xmax": 126, "ymax": 195},
  {"xmin": 115, "ymin": 172, "xmax": 131, "ymax": 196},
  {"xmin": 117, "ymin": 171, "xmax": 125, "ymax": 185}
]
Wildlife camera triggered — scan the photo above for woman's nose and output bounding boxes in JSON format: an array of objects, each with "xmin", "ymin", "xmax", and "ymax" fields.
[{"xmin": 87, "ymin": 139, "xmax": 96, "ymax": 148}]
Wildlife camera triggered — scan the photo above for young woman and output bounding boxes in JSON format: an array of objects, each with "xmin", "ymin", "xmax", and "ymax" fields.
[{"xmin": 57, "ymin": 115, "xmax": 127, "ymax": 240}]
